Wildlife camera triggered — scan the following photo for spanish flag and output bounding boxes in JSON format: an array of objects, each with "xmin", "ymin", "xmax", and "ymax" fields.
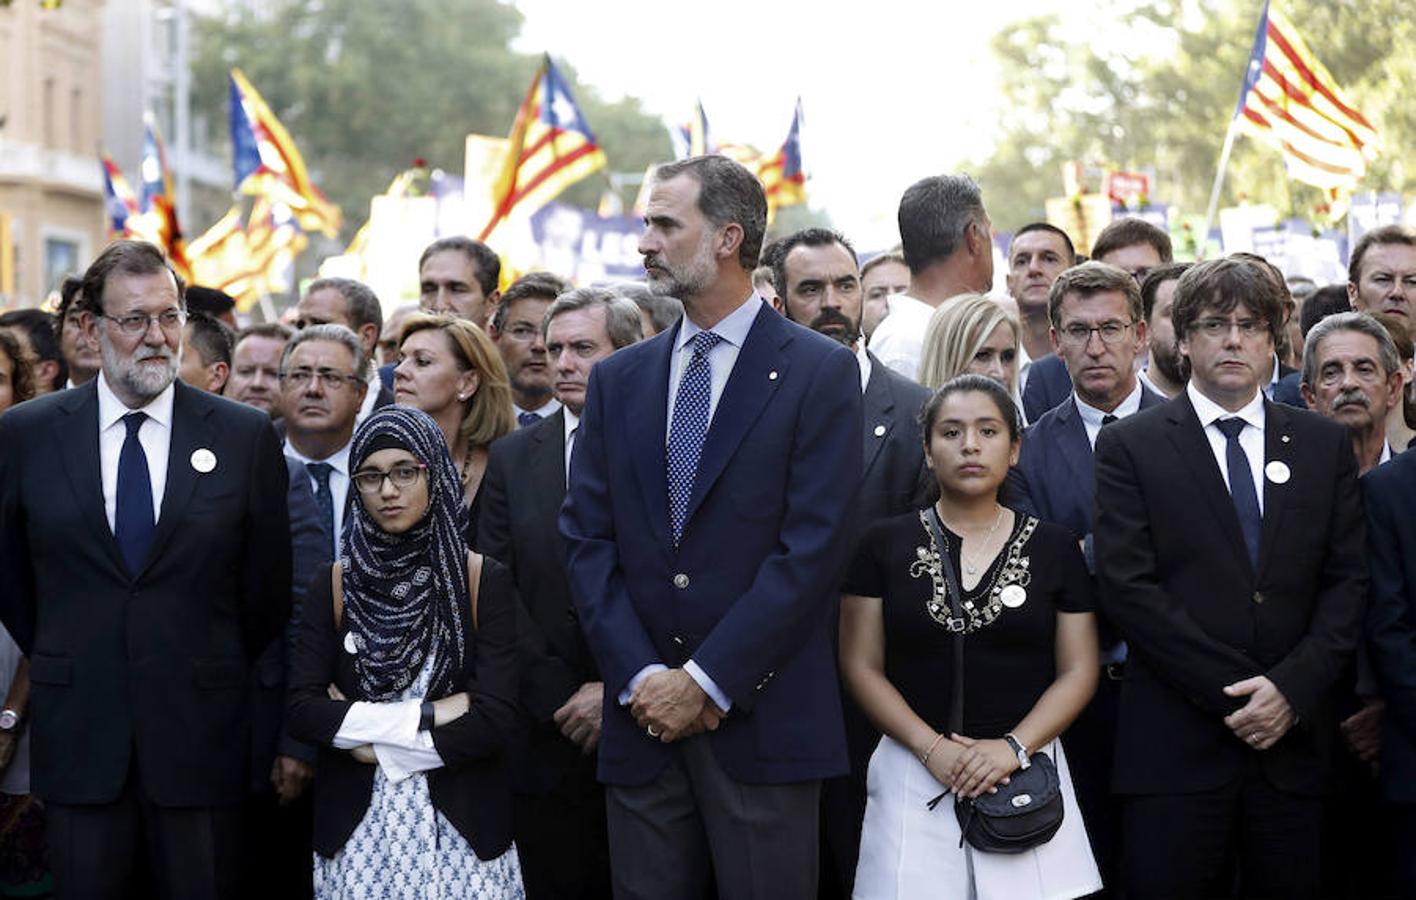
[{"xmin": 479, "ymin": 55, "xmax": 607, "ymax": 242}]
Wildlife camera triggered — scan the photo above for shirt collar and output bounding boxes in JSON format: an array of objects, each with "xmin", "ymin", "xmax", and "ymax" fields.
[
  {"xmin": 515, "ymin": 397, "xmax": 562, "ymax": 418},
  {"xmin": 1074, "ymin": 381, "xmax": 1143, "ymax": 429},
  {"xmin": 284, "ymin": 438, "xmax": 353, "ymax": 476},
  {"xmin": 96, "ymin": 370, "xmax": 175, "ymax": 432},
  {"xmin": 884, "ymin": 292, "xmax": 932, "ymax": 317},
  {"xmin": 564, "ymin": 407, "xmax": 580, "ymax": 439},
  {"xmin": 676, "ymin": 292, "xmax": 762, "ymax": 353},
  {"xmin": 1187, "ymin": 381, "xmax": 1265, "ymax": 432},
  {"xmin": 855, "ymin": 342, "xmax": 872, "ymax": 394}
]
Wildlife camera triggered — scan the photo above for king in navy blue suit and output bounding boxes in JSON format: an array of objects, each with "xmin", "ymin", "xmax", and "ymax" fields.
[{"xmin": 561, "ymin": 157, "xmax": 862, "ymax": 899}]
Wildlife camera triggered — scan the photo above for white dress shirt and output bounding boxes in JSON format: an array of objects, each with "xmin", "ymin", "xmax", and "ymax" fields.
[
  {"xmin": 1188, "ymin": 382, "xmax": 1267, "ymax": 515},
  {"xmin": 854, "ymin": 342, "xmax": 872, "ymax": 394},
  {"xmin": 621, "ymin": 292, "xmax": 766, "ymax": 715},
  {"xmin": 563, "ymin": 407, "xmax": 580, "ymax": 481},
  {"xmin": 866, "ymin": 293, "xmax": 934, "ymax": 381},
  {"xmin": 97, "ymin": 372, "xmax": 174, "ymax": 532},
  {"xmin": 284, "ymin": 440, "xmax": 354, "ymax": 545},
  {"xmin": 355, "ymin": 362, "xmax": 382, "ymax": 425},
  {"xmin": 1075, "ymin": 382, "xmax": 1143, "ymax": 449}
]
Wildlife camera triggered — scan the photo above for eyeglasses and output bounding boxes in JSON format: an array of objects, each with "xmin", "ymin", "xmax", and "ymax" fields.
[
  {"xmin": 1192, "ymin": 318, "xmax": 1267, "ymax": 339},
  {"xmin": 278, "ymin": 368, "xmax": 363, "ymax": 391},
  {"xmin": 1058, "ymin": 321, "xmax": 1133, "ymax": 346},
  {"xmin": 102, "ymin": 309, "xmax": 186, "ymax": 335},
  {"xmin": 352, "ymin": 462, "xmax": 426, "ymax": 494}
]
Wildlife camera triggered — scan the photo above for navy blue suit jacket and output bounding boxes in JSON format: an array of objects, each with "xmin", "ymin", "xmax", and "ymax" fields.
[
  {"xmin": 1021, "ymin": 353, "xmax": 1072, "ymax": 423},
  {"xmin": 561, "ymin": 302, "xmax": 862, "ymax": 787},
  {"xmin": 1362, "ymin": 450, "xmax": 1416, "ymax": 804},
  {"xmin": 1009, "ymin": 385, "xmax": 1166, "ymax": 548}
]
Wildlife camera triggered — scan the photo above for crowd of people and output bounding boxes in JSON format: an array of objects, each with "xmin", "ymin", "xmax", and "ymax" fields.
[{"xmin": 0, "ymin": 152, "xmax": 1415, "ymax": 900}]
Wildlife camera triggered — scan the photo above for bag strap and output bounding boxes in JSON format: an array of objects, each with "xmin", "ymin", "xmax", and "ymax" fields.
[
  {"xmin": 332, "ymin": 554, "xmax": 483, "ymax": 632},
  {"xmin": 925, "ymin": 507, "xmax": 966, "ymax": 738}
]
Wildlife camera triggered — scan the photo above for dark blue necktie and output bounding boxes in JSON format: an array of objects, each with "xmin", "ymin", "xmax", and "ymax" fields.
[
  {"xmin": 115, "ymin": 412, "xmax": 155, "ymax": 576},
  {"xmin": 517, "ymin": 411, "xmax": 542, "ymax": 428},
  {"xmin": 1215, "ymin": 418, "xmax": 1262, "ymax": 570},
  {"xmin": 306, "ymin": 461, "xmax": 337, "ymax": 560},
  {"xmin": 667, "ymin": 331, "xmax": 722, "ymax": 545}
]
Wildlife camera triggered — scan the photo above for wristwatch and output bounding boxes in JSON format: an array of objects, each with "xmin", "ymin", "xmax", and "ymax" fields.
[
  {"xmin": 1003, "ymin": 733, "xmax": 1031, "ymax": 770},
  {"xmin": 418, "ymin": 701, "xmax": 435, "ymax": 732},
  {"xmin": 0, "ymin": 708, "xmax": 19, "ymax": 733}
]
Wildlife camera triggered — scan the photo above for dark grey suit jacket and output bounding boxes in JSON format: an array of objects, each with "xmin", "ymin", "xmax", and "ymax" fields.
[{"xmin": 857, "ymin": 350, "xmax": 934, "ymax": 529}]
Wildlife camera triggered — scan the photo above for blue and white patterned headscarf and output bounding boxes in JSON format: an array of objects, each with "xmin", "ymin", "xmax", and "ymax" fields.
[{"xmin": 341, "ymin": 405, "xmax": 469, "ymax": 701}]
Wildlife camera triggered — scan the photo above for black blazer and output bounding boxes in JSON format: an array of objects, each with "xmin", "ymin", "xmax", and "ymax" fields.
[
  {"xmin": 1361, "ymin": 450, "xmax": 1416, "ymax": 804},
  {"xmin": 479, "ymin": 410, "xmax": 599, "ymax": 795},
  {"xmin": 247, "ymin": 456, "xmax": 331, "ymax": 789},
  {"xmin": 0, "ymin": 380, "xmax": 292, "ymax": 806},
  {"xmin": 858, "ymin": 351, "xmax": 934, "ymax": 528},
  {"xmin": 286, "ymin": 559, "xmax": 520, "ymax": 860},
  {"xmin": 1094, "ymin": 394, "xmax": 1367, "ymax": 796}
]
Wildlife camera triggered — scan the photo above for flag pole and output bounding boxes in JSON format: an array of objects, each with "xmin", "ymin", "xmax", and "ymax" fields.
[{"xmin": 1198, "ymin": 115, "xmax": 1239, "ymax": 260}]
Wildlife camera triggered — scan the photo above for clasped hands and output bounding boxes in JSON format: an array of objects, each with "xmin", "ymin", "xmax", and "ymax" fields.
[
  {"xmin": 924, "ymin": 734, "xmax": 1019, "ymax": 799},
  {"xmin": 630, "ymin": 668, "xmax": 724, "ymax": 743},
  {"xmin": 328, "ymin": 683, "xmax": 470, "ymax": 764},
  {"xmin": 1222, "ymin": 675, "xmax": 1296, "ymax": 751}
]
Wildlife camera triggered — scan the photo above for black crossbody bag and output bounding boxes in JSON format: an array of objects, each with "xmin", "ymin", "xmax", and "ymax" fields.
[{"xmin": 923, "ymin": 507, "xmax": 1064, "ymax": 854}]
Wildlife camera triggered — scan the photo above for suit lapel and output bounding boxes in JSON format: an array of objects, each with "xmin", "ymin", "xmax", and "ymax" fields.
[
  {"xmin": 1256, "ymin": 401, "xmax": 1294, "ymax": 579},
  {"xmin": 54, "ymin": 382, "xmax": 128, "ymax": 577},
  {"xmin": 1054, "ymin": 400, "xmax": 1097, "ymax": 510},
  {"xmin": 140, "ymin": 382, "xmax": 215, "ymax": 578},
  {"xmin": 860, "ymin": 354, "xmax": 892, "ymax": 478},
  {"xmin": 629, "ymin": 327, "xmax": 675, "ymax": 549},
  {"xmin": 531, "ymin": 409, "xmax": 568, "ymax": 518},
  {"xmin": 683, "ymin": 305, "xmax": 788, "ymax": 528},
  {"xmin": 1165, "ymin": 395, "xmax": 1251, "ymax": 573}
]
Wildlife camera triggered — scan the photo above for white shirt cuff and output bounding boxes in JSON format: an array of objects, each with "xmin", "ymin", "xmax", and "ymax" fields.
[
  {"xmin": 374, "ymin": 737, "xmax": 444, "ymax": 783},
  {"xmin": 617, "ymin": 663, "xmax": 667, "ymax": 705},
  {"xmin": 332, "ymin": 699, "xmax": 422, "ymax": 750},
  {"xmin": 685, "ymin": 659, "xmax": 732, "ymax": 712}
]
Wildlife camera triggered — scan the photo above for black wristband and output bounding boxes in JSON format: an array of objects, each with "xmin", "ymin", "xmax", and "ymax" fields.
[{"xmin": 419, "ymin": 701, "xmax": 435, "ymax": 732}]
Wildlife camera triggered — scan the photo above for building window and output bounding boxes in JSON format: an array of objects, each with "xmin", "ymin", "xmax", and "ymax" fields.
[{"xmin": 44, "ymin": 238, "xmax": 79, "ymax": 298}]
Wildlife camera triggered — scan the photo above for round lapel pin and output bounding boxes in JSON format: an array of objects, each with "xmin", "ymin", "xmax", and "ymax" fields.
[
  {"xmin": 343, "ymin": 631, "xmax": 360, "ymax": 655},
  {"xmin": 190, "ymin": 448, "xmax": 216, "ymax": 473},
  {"xmin": 874, "ymin": 424, "xmax": 887, "ymax": 437},
  {"xmin": 1000, "ymin": 584, "xmax": 1028, "ymax": 609},
  {"xmin": 1265, "ymin": 461, "xmax": 1290, "ymax": 484}
]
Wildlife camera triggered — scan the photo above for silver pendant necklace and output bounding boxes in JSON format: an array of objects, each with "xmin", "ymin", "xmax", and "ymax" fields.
[{"xmin": 938, "ymin": 503, "xmax": 1005, "ymax": 575}]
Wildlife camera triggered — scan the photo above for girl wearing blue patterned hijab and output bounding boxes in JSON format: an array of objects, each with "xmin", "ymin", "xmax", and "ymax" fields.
[{"xmin": 341, "ymin": 405, "xmax": 469, "ymax": 702}]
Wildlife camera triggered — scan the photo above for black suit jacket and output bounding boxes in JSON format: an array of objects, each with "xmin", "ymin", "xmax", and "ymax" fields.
[
  {"xmin": 858, "ymin": 351, "xmax": 933, "ymax": 528},
  {"xmin": 0, "ymin": 380, "xmax": 292, "ymax": 806},
  {"xmin": 478, "ymin": 409, "xmax": 600, "ymax": 795},
  {"xmin": 1362, "ymin": 450, "xmax": 1416, "ymax": 804},
  {"xmin": 286, "ymin": 560, "xmax": 520, "ymax": 860},
  {"xmin": 1094, "ymin": 394, "xmax": 1366, "ymax": 796},
  {"xmin": 247, "ymin": 456, "xmax": 330, "ymax": 790}
]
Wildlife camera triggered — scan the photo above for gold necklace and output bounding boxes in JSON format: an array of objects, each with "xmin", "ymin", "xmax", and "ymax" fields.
[
  {"xmin": 460, "ymin": 444, "xmax": 474, "ymax": 485},
  {"xmin": 936, "ymin": 503, "xmax": 1004, "ymax": 576}
]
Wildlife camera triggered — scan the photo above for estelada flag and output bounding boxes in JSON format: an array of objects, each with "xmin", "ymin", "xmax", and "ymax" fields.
[
  {"xmin": 128, "ymin": 116, "xmax": 192, "ymax": 281},
  {"xmin": 758, "ymin": 98, "xmax": 807, "ymax": 222},
  {"xmin": 1233, "ymin": 0, "xmax": 1379, "ymax": 191},
  {"xmin": 229, "ymin": 68, "xmax": 342, "ymax": 237},
  {"xmin": 479, "ymin": 55, "xmax": 607, "ymax": 241}
]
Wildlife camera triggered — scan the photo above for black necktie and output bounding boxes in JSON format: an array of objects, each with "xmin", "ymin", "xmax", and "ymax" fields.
[
  {"xmin": 306, "ymin": 461, "xmax": 337, "ymax": 560},
  {"xmin": 1101, "ymin": 414, "xmax": 1118, "ymax": 426},
  {"xmin": 115, "ymin": 412, "xmax": 155, "ymax": 575},
  {"xmin": 1215, "ymin": 418, "xmax": 1262, "ymax": 570}
]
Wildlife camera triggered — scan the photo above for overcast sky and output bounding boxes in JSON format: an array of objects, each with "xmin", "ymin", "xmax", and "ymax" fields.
[{"xmin": 513, "ymin": 0, "xmax": 1059, "ymax": 249}]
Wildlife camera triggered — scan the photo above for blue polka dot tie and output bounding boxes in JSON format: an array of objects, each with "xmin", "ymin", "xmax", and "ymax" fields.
[
  {"xmin": 517, "ymin": 411, "xmax": 542, "ymax": 428},
  {"xmin": 306, "ymin": 461, "xmax": 337, "ymax": 560},
  {"xmin": 667, "ymin": 331, "xmax": 723, "ymax": 545}
]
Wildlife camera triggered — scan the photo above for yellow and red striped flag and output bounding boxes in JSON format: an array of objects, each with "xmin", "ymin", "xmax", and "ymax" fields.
[
  {"xmin": 479, "ymin": 55, "xmax": 607, "ymax": 242},
  {"xmin": 1233, "ymin": 0, "xmax": 1379, "ymax": 190},
  {"xmin": 229, "ymin": 68, "xmax": 342, "ymax": 237}
]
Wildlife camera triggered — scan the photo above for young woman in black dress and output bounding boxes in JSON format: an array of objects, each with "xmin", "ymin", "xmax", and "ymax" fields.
[{"xmin": 841, "ymin": 374, "xmax": 1101, "ymax": 899}]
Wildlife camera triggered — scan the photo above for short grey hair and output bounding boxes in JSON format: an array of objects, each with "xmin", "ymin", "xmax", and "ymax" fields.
[
  {"xmin": 306, "ymin": 277, "xmax": 383, "ymax": 336},
  {"xmin": 280, "ymin": 323, "xmax": 366, "ymax": 376},
  {"xmin": 1302, "ymin": 311, "xmax": 1401, "ymax": 389},
  {"xmin": 543, "ymin": 286, "xmax": 645, "ymax": 349},
  {"xmin": 612, "ymin": 281, "xmax": 683, "ymax": 334},
  {"xmin": 897, "ymin": 174, "xmax": 987, "ymax": 275}
]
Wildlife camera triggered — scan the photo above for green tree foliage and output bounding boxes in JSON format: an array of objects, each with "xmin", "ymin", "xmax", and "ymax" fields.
[
  {"xmin": 971, "ymin": 0, "xmax": 1416, "ymax": 232},
  {"xmin": 190, "ymin": 0, "xmax": 670, "ymax": 241}
]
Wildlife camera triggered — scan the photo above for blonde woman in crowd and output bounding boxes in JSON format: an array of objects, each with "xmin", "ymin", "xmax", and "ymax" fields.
[
  {"xmin": 917, "ymin": 294, "xmax": 1022, "ymax": 394},
  {"xmin": 393, "ymin": 313, "xmax": 516, "ymax": 546}
]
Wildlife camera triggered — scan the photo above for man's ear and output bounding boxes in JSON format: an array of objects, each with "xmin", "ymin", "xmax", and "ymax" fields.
[{"xmin": 718, "ymin": 223, "xmax": 744, "ymax": 262}]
